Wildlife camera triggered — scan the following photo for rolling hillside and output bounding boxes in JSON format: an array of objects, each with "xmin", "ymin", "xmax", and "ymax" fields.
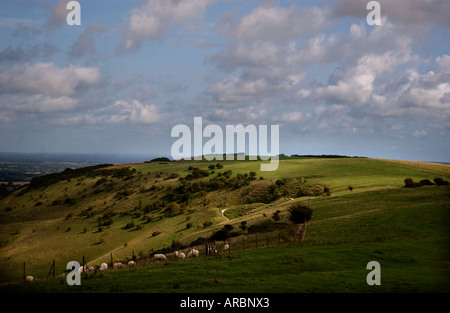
[{"xmin": 0, "ymin": 157, "xmax": 449, "ymax": 292}]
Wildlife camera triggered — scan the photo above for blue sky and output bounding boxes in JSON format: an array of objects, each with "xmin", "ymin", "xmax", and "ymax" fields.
[{"xmin": 0, "ymin": 0, "xmax": 449, "ymax": 162}]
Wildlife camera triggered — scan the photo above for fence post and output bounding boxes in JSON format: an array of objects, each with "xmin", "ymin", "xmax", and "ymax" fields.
[
  {"xmin": 47, "ymin": 259, "xmax": 55, "ymax": 279},
  {"xmin": 110, "ymin": 253, "xmax": 113, "ymax": 267},
  {"xmin": 82, "ymin": 256, "xmax": 85, "ymax": 272}
]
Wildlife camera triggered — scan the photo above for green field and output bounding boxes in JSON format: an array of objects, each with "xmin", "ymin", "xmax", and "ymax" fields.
[{"xmin": 0, "ymin": 157, "xmax": 449, "ymax": 292}]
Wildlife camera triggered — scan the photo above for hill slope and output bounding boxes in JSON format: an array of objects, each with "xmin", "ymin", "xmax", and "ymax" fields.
[{"xmin": 0, "ymin": 157, "xmax": 449, "ymax": 292}]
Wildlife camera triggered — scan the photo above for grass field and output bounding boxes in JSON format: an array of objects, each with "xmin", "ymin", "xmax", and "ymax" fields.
[{"xmin": 0, "ymin": 157, "xmax": 449, "ymax": 292}]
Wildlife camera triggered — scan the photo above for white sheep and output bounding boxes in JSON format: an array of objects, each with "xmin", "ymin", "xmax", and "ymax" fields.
[
  {"xmin": 88, "ymin": 266, "xmax": 95, "ymax": 273},
  {"xmin": 100, "ymin": 263, "xmax": 108, "ymax": 271},
  {"xmin": 187, "ymin": 248, "xmax": 199, "ymax": 258},
  {"xmin": 78, "ymin": 265, "xmax": 87, "ymax": 273},
  {"xmin": 113, "ymin": 262, "xmax": 124, "ymax": 269},
  {"xmin": 224, "ymin": 244, "xmax": 229, "ymax": 251},
  {"xmin": 178, "ymin": 252, "xmax": 186, "ymax": 259},
  {"xmin": 153, "ymin": 254, "xmax": 167, "ymax": 262},
  {"xmin": 174, "ymin": 251, "xmax": 179, "ymax": 258},
  {"xmin": 128, "ymin": 260, "xmax": 135, "ymax": 266},
  {"xmin": 25, "ymin": 276, "xmax": 34, "ymax": 282}
]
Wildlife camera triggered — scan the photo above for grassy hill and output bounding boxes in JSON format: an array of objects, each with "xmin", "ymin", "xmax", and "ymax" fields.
[{"xmin": 0, "ymin": 157, "xmax": 449, "ymax": 292}]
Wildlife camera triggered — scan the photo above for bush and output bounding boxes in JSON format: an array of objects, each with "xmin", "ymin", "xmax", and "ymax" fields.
[
  {"xmin": 190, "ymin": 237, "xmax": 207, "ymax": 247},
  {"xmin": 434, "ymin": 178, "xmax": 449, "ymax": 186},
  {"xmin": 404, "ymin": 178, "xmax": 422, "ymax": 188},
  {"xmin": 348, "ymin": 186, "xmax": 353, "ymax": 191},
  {"xmin": 419, "ymin": 179, "xmax": 434, "ymax": 186},
  {"xmin": 152, "ymin": 231, "xmax": 161, "ymax": 237},
  {"xmin": 288, "ymin": 204, "xmax": 313, "ymax": 224},
  {"xmin": 203, "ymin": 221, "xmax": 213, "ymax": 228},
  {"xmin": 272, "ymin": 210, "xmax": 281, "ymax": 221},
  {"xmin": 240, "ymin": 221, "xmax": 248, "ymax": 231}
]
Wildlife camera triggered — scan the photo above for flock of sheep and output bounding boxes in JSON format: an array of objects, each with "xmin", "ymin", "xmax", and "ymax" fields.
[{"xmin": 24, "ymin": 245, "xmax": 229, "ymax": 282}]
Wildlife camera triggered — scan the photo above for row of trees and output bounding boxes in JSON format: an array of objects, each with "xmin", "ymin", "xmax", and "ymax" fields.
[{"xmin": 404, "ymin": 177, "xmax": 449, "ymax": 188}]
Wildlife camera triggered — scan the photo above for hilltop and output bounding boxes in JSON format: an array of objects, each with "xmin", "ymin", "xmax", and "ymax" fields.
[{"xmin": 0, "ymin": 157, "xmax": 449, "ymax": 292}]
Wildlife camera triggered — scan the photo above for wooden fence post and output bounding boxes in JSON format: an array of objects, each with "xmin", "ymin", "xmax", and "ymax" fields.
[
  {"xmin": 47, "ymin": 259, "xmax": 55, "ymax": 279},
  {"xmin": 82, "ymin": 256, "xmax": 85, "ymax": 272},
  {"xmin": 110, "ymin": 253, "xmax": 113, "ymax": 267}
]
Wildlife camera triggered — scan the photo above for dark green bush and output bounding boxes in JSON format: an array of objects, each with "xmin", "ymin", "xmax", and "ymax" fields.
[
  {"xmin": 288, "ymin": 204, "xmax": 313, "ymax": 224},
  {"xmin": 434, "ymin": 178, "xmax": 449, "ymax": 186}
]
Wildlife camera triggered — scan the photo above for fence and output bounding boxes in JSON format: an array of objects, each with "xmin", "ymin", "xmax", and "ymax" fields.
[{"xmin": 17, "ymin": 223, "xmax": 308, "ymax": 283}]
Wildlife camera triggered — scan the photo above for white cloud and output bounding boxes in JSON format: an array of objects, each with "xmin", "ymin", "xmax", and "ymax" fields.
[
  {"xmin": 117, "ymin": 0, "xmax": 212, "ymax": 53},
  {"xmin": 0, "ymin": 62, "xmax": 101, "ymax": 97},
  {"xmin": 46, "ymin": 0, "xmax": 71, "ymax": 29},
  {"xmin": 273, "ymin": 112, "xmax": 303, "ymax": 123},
  {"xmin": 412, "ymin": 130, "xmax": 428, "ymax": 137},
  {"xmin": 114, "ymin": 100, "xmax": 165, "ymax": 124}
]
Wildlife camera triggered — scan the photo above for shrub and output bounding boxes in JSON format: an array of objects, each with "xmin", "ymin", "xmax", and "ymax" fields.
[
  {"xmin": 288, "ymin": 204, "xmax": 313, "ymax": 224},
  {"xmin": 203, "ymin": 221, "xmax": 213, "ymax": 228},
  {"xmin": 186, "ymin": 222, "xmax": 193, "ymax": 229},
  {"xmin": 419, "ymin": 179, "xmax": 434, "ymax": 186},
  {"xmin": 190, "ymin": 237, "xmax": 207, "ymax": 247},
  {"xmin": 434, "ymin": 178, "xmax": 449, "ymax": 186},
  {"xmin": 272, "ymin": 210, "xmax": 281, "ymax": 221},
  {"xmin": 348, "ymin": 186, "xmax": 353, "ymax": 191},
  {"xmin": 239, "ymin": 221, "xmax": 248, "ymax": 231},
  {"xmin": 404, "ymin": 178, "xmax": 422, "ymax": 188},
  {"xmin": 152, "ymin": 231, "xmax": 161, "ymax": 237}
]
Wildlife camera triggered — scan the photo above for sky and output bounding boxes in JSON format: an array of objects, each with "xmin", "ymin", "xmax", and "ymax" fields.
[{"xmin": 0, "ymin": 0, "xmax": 449, "ymax": 162}]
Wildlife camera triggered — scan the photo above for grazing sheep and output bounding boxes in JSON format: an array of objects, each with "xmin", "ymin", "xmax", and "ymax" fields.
[
  {"xmin": 153, "ymin": 254, "xmax": 167, "ymax": 262},
  {"xmin": 178, "ymin": 252, "xmax": 186, "ymax": 259},
  {"xmin": 113, "ymin": 262, "xmax": 124, "ymax": 270},
  {"xmin": 88, "ymin": 266, "xmax": 95, "ymax": 273},
  {"xmin": 100, "ymin": 263, "xmax": 108, "ymax": 271},
  {"xmin": 25, "ymin": 276, "xmax": 34, "ymax": 282},
  {"xmin": 224, "ymin": 244, "xmax": 229, "ymax": 251},
  {"xmin": 187, "ymin": 248, "xmax": 199, "ymax": 258},
  {"xmin": 174, "ymin": 251, "xmax": 179, "ymax": 258},
  {"xmin": 78, "ymin": 266, "xmax": 87, "ymax": 273},
  {"xmin": 128, "ymin": 261, "xmax": 135, "ymax": 266}
]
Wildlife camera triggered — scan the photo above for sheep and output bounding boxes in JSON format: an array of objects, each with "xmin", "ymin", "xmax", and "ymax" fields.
[
  {"xmin": 178, "ymin": 252, "xmax": 186, "ymax": 259},
  {"xmin": 113, "ymin": 262, "xmax": 124, "ymax": 270},
  {"xmin": 174, "ymin": 251, "xmax": 179, "ymax": 258},
  {"xmin": 25, "ymin": 276, "xmax": 34, "ymax": 282},
  {"xmin": 88, "ymin": 266, "xmax": 95, "ymax": 273},
  {"xmin": 224, "ymin": 244, "xmax": 229, "ymax": 251},
  {"xmin": 128, "ymin": 260, "xmax": 135, "ymax": 266},
  {"xmin": 187, "ymin": 248, "xmax": 199, "ymax": 258},
  {"xmin": 153, "ymin": 254, "xmax": 167, "ymax": 262},
  {"xmin": 99, "ymin": 263, "xmax": 108, "ymax": 271},
  {"xmin": 78, "ymin": 266, "xmax": 87, "ymax": 273}
]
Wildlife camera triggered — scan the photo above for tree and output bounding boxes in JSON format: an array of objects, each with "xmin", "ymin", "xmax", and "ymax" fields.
[{"xmin": 288, "ymin": 204, "xmax": 313, "ymax": 224}]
